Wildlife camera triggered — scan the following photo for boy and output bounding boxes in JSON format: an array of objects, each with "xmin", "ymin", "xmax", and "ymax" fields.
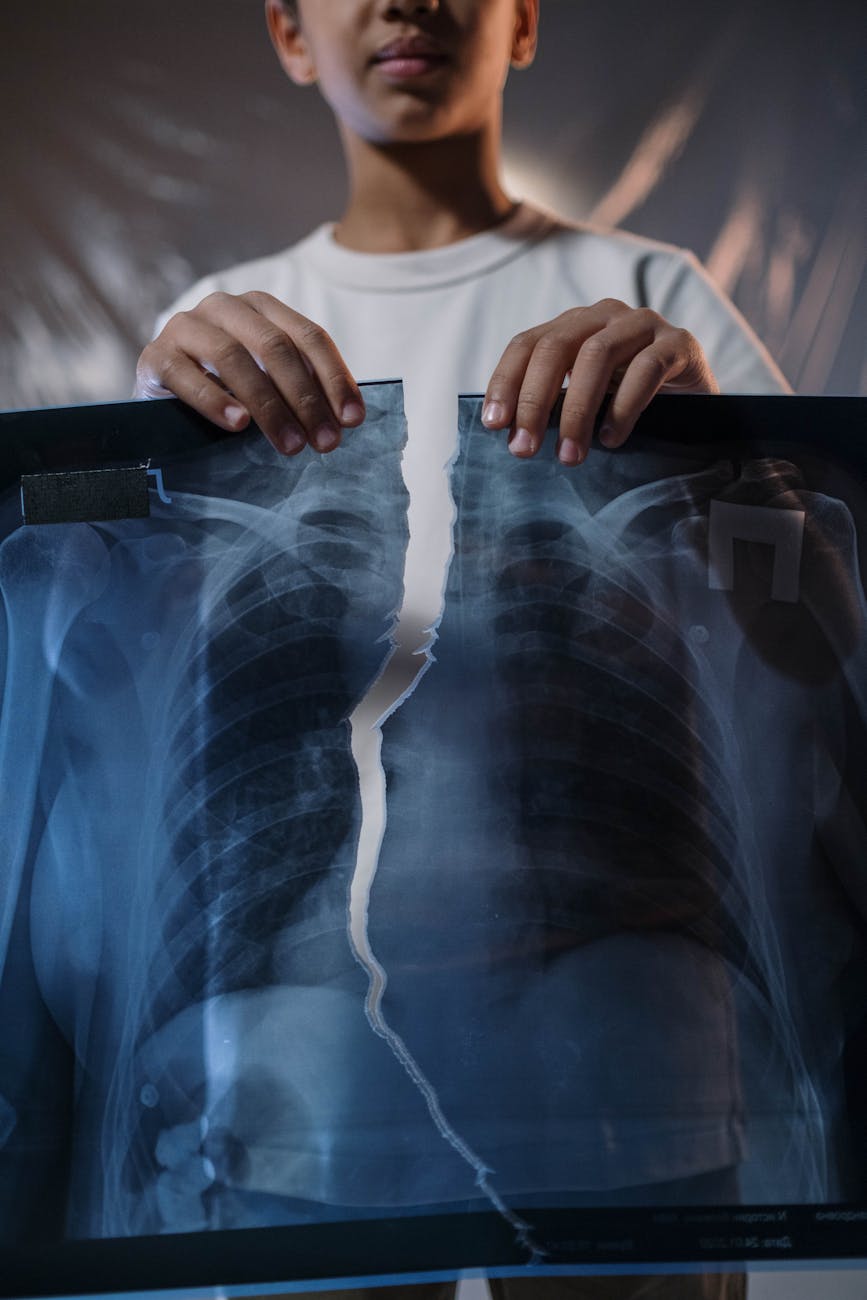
[{"xmin": 137, "ymin": 1, "xmax": 786, "ymax": 1295}]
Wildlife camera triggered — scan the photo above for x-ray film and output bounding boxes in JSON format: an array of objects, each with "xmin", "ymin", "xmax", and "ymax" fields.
[{"xmin": 0, "ymin": 387, "xmax": 866, "ymax": 1294}]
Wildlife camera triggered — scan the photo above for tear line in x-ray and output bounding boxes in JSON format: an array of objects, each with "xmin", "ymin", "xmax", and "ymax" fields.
[{"xmin": 345, "ymin": 402, "xmax": 542, "ymax": 1259}]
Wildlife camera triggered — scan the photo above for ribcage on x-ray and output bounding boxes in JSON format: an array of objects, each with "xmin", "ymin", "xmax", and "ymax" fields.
[
  {"xmin": 489, "ymin": 516, "xmax": 736, "ymax": 954},
  {"xmin": 91, "ymin": 392, "xmax": 407, "ymax": 1234},
  {"xmin": 133, "ymin": 401, "xmax": 407, "ymax": 1051},
  {"xmin": 156, "ymin": 537, "xmax": 359, "ymax": 1017},
  {"xmin": 374, "ymin": 425, "xmax": 750, "ymax": 977}
]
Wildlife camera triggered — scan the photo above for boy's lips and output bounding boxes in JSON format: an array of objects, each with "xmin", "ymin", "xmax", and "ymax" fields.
[{"xmin": 371, "ymin": 35, "xmax": 449, "ymax": 77}]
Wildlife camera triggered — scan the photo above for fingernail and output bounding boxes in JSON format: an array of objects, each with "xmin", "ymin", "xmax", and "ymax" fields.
[
  {"xmin": 224, "ymin": 404, "xmax": 248, "ymax": 428},
  {"xmin": 312, "ymin": 425, "xmax": 341, "ymax": 453},
  {"xmin": 598, "ymin": 424, "xmax": 618, "ymax": 447},
  {"xmin": 510, "ymin": 427, "xmax": 536, "ymax": 456},
  {"xmin": 341, "ymin": 401, "xmax": 365, "ymax": 425},
  {"xmin": 482, "ymin": 401, "xmax": 506, "ymax": 427},
  {"xmin": 281, "ymin": 429, "xmax": 305, "ymax": 454},
  {"xmin": 558, "ymin": 438, "xmax": 583, "ymax": 466}
]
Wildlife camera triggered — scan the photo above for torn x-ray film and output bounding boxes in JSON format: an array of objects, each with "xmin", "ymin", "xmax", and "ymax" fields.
[{"xmin": 0, "ymin": 388, "xmax": 866, "ymax": 1287}]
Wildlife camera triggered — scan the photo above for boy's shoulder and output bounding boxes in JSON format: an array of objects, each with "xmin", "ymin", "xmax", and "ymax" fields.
[
  {"xmin": 504, "ymin": 206, "xmax": 716, "ymax": 316},
  {"xmin": 531, "ymin": 205, "xmax": 699, "ymax": 274}
]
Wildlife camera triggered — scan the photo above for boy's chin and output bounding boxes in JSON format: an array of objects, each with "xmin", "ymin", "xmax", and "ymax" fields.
[
  {"xmin": 358, "ymin": 103, "xmax": 478, "ymax": 149},
  {"xmin": 334, "ymin": 84, "xmax": 471, "ymax": 147}
]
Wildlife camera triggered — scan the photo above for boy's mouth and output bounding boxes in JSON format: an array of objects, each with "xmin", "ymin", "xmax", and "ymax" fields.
[{"xmin": 372, "ymin": 36, "xmax": 449, "ymax": 77}]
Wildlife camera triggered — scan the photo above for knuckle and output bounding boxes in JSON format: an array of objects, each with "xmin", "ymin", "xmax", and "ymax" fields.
[
  {"xmin": 597, "ymin": 297, "xmax": 628, "ymax": 314},
  {"xmin": 563, "ymin": 402, "xmax": 595, "ymax": 430},
  {"xmin": 200, "ymin": 290, "xmax": 233, "ymax": 313},
  {"xmin": 516, "ymin": 387, "xmax": 549, "ymax": 415},
  {"xmin": 637, "ymin": 306, "xmax": 663, "ymax": 330},
  {"xmin": 636, "ymin": 350, "xmax": 670, "ymax": 383},
  {"xmin": 240, "ymin": 289, "xmax": 271, "ymax": 311},
  {"xmin": 192, "ymin": 376, "xmax": 220, "ymax": 409},
  {"xmin": 579, "ymin": 334, "xmax": 613, "ymax": 364},
  {"xmin": 297, "ymin": 318, "xmax": 329, "ymax": 348},
  {"xmin": 256, "ymin": 326, "xmax": 293, "ymax": 364},
  {"xmin": 157, "ymin": 351, "xmax": 184, "ymax": 387},
  {"xmin": 211, "ymin": 339, "xmax": 244, "ymax": 371},
  {"xmin": 158, "ymin": 310, "xmax": 186, "ymax": 335},
  {"xmin": 533, "ymin": 332, "xmax": 572, "ymax": 359},
  {"xmin": 293, "ymin": 387, "xmax": 325, "ymax": 418},
  {"xmin": 255, "ymin": 390, "xmax": 289, "ymax": 429},
  {"xmin": 486, "ymin": 367, "xmax": 511, "ymax": 395}
]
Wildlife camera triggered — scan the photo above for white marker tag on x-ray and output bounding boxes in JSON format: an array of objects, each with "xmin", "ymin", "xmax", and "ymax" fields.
[{"xmin": 708, "ymin": 500, "xmax": 806, "ymax": 602}]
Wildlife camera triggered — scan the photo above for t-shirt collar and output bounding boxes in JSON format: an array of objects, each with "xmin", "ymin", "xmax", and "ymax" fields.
[{"xmin": 296, "ymin": 201, "xmax": 557, "ymax": 293}]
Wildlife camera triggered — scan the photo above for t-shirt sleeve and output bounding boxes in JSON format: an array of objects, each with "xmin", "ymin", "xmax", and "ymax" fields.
[{"xmin": 643, "ymin": 247, "xmax": 793, "ymax": 395}]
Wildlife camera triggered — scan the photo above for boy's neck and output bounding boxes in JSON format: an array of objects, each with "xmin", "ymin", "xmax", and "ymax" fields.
[{"xmin": 333, "ymin": 128, "xmax": 517, "ymax": 254}]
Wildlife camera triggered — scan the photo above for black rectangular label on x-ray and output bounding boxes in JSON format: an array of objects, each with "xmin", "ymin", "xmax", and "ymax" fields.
[{"xmin": 20, "ymin": 466, "xmax": 150, "ymax": 524}]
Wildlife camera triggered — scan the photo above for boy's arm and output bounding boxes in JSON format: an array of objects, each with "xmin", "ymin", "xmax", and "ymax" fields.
[{"xmin": 134, "ymin": 289, "xmax": 366, "ymax": 456}]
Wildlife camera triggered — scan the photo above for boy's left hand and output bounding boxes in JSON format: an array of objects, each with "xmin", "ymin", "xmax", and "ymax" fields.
[{"xmin": 481, "ymin": 299, "xmax": 719, "ymax": 465}]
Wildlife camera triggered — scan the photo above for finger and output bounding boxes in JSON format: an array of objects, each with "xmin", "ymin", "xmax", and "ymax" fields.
[
  {"xmin": 198, "ymin": 293, "xmax": 347, "ymax": 453},
  {"xmin": 146, "ymin": 306, "xmax": 310, "ymax": 454},
  {"xmin": 483, "ymin": 302, "xmax": 629, "ymax": 459},
  {"xmin": 136, "ymin": 330, "xmax": 255, "ymax": 435},
  {"xmin": 510, "ymin": 331, "xmax": 586, "ymax": 458},
  {"xmin": 481, "ymin": 328, "xmax": 540, "ymax": 442},
  {"xmin": 598, "ymin": 326, "xmax": 710, "ymax": 448},
  {"xmin": 240, "ymin": 291, "xmax": 366, "ymax": 430},
  {"xmin": 558, "ymin": 309, "xmax": 659, "ymax": 462}
]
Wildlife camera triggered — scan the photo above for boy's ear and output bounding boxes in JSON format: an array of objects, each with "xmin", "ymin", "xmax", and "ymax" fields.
[
  {"xmin": 265, "ymin": 0, "xmax": 318, "ymax": 87},
  {"xmin": 511, "ymin": 0, "xmax": 539, "ymax": 70}
]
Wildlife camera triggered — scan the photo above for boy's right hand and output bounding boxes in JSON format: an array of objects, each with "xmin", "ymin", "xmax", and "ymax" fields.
[{"xmin": 134, "ymin": 290, "xmax": 366, "ymax": 455}]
